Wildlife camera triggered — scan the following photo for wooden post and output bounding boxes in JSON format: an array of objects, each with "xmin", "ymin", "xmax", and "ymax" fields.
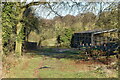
[{"xmin": 91, "ymin": 33, "xmax": 94, "ymax": 46}]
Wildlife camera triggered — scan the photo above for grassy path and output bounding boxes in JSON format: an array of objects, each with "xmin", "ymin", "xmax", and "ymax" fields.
[{"xmin": 5, "ymin": 53, "xmax": 118, "ymax": 78}]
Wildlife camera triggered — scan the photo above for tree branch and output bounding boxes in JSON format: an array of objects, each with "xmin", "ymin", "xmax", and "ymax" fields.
[
  {"xmin": 22, "ymin": 2, "xmax": 48, "ymax": 8},
  {"xmin": 47, "ymin": 3, "xmax": 63, "ymax": 18}
]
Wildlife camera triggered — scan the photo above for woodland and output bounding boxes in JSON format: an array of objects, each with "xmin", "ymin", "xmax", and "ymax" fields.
[{"xmin": 1, "ymin": 1, "xmax": 120, "ymax": 78}]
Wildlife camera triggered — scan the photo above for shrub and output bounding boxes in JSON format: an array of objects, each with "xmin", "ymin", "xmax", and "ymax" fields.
[{"xmin": 57, "ymin": 28, "xmax": 73, "ymax": 48}]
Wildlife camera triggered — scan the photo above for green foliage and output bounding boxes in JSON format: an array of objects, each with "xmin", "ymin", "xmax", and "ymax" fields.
[
  {"xmin": 28, "ymin": 12, "xmax": 98, "ymax": 47},
  {"xmin": 2, "ymin": 3, "xmax": 15, "ymax": 54},
  {"xmin": 2, "ymin": 2, "xmax": 119, "ymax": 54},
  {"xmin": 96, "ymin": 9, "xmax": 118, "ymax": 29},
  {"xmin": 2, "ymin": 2, "xmax": 23, "ymax": 54},
  {"xmin": 57, "ymin": 28, "xmax": 74, "ymax": 47}
]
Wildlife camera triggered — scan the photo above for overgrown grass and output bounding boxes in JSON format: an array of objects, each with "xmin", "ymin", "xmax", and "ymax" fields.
[{"xmin": 3, "ymin": 52, "xmax": 118, "ymax": 78}]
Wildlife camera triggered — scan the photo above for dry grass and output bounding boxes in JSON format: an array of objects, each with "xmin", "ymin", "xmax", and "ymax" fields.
[
  {"xmin": 2, "ymin": 53, "xmax": 32, "ymax": 78},
  {"xmin": 2, "ymin": 52, "xmax": 119, "ymax": 78}
]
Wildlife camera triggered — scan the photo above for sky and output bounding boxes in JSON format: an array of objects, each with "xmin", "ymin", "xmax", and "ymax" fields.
[
  {"xmin": 20, "ymin": 0, "xmax": 119, "ymax": 19},
  {"xmin": 21, "ymin": 0, "xmax": 120, "ymax": 3},
  {"xmin": 33, "ymin": 2, "xmax": 112, "ymax": 19}
]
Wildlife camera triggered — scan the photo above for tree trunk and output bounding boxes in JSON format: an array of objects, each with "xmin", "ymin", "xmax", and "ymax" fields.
[
  {"xmin": 15, "ymin": 41, "xmax": 22, "ymax": 56},
  {"xmin": 15, "ymin": 6, "xmax": 25, "ymax": 56},
  {"xmin": 15, "ymin": 22, "xmax": 23, "ymax": 56}
]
